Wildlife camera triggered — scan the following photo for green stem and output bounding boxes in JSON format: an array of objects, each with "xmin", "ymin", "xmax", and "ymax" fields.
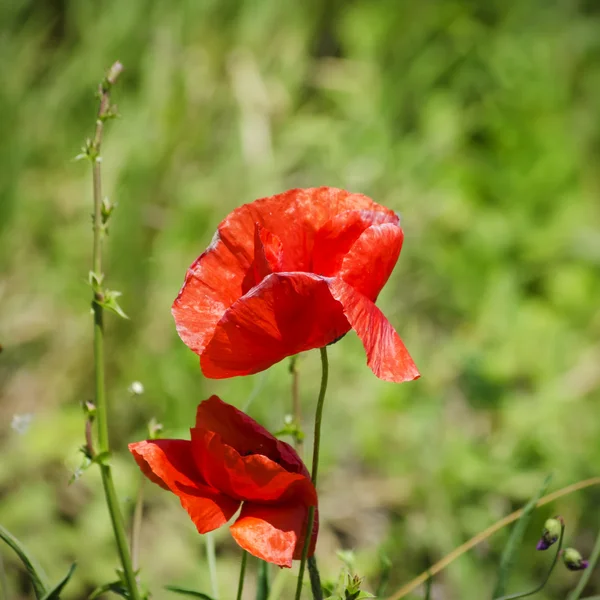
[
  {"xmin": 90, "ymin": 62, "xmax": 141, "ymax": 600},
  {"xmin": 236, "ymin": 551, "xmax": 248, "ymax": 600},
  {"xmin": 307, "ymin": 556, "xmax": 323, "ymax": 600},
  {"xmin": 205, "ymin": 533, "xmax": 219, "ymax": 599},
  {"xmin": 567, "ymin": 525, "xmax": 600, "ymax": 600},
  {"xmin": 294, "ymin": 347, "xmax": 328, "ymax": 600},
  {"xmin": 493, "ymin": 525, "xmax": 564, "ymax": 600}
]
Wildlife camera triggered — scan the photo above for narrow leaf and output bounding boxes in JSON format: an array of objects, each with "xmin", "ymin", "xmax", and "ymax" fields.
[
  {"xmin": 0, "ymin": 523, "xmax": 49, "ymax": 599},
  {"xmin": 375, "ymin": 552, "xmax": 391, "ymax": 598},
  {"xmin": 165, "ymin": 585, "xmax": 215, "ymax": 599},
  {"xmin": 41, "ymin": 563, "xmax": 77, "ymax": 600},
  {"xmin": 424, "ymin": 573, "xmax": 432, "ymax": 600},
  {"xmin": 492, "ymin": 474, "xmax": 552, "ymax": 597},
  {"xmin": 256, "ymin": 560, "xmax": 270, "ymax": 600},
  {"xmin": 88, "ymin": 580, "xmax": 129, "ymax": 598}
]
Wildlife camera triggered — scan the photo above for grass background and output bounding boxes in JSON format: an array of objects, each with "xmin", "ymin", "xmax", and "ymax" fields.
[{"xmin": 1, "ymin": 0, "xmax": 600, "ymax": 598}]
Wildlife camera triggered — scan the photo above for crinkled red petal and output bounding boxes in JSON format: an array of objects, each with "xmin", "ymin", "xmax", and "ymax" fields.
[
  {"xmin": 172, "ymin": 233, "xmax": 248, "ymax": 356},
  {"xmin": 242, "ymin": 224, "xmax": 284, "ymax": 293},
  {"xmin": 338, "ymin": 222, "xmax": 404, "ymax": 301},
  {"xmin": 230, "ymin": 502, "xmax": 318, "ymax": 567},
  {"xmin": 191, "ymin": 429, "xmax": 317, "ymax": 506},
  {"xmin": 200, "ymin": 272, "xmax": 350, "ymax": 378},
  {"xmin": 327, "ymin": 279, "xmax": 420, "ymax": 383},
  {"xmin": 312, "ymin": 209, "xmax": 398, "ymax": 277},
  {"xmin": 195, "ymin": 396, "xmax": 309, "ymax": 476},
  {"xmin": 214, "ymin": 187, "xmax": 383, "ymax": 273},
  {"xmin": 129, "ymin": 440, "xmax": 240, "ymax": 533}
]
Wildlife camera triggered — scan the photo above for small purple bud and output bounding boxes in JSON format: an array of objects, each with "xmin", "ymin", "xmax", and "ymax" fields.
[
  {"xmin": 536, "ymin": 539, "xmax": 551, "ymax": 551},
  {"xmin": 563, "ymin": 548, "xmax": 588, "ymax": 571},
  {"xmin": 537, "ymin": 517, "xmax": 563, "ymax": 551}
]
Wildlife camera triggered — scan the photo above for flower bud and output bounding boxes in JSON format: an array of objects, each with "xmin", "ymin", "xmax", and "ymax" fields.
[
  {"xmin": 537, "ymin": 517, "xmax": 563, "ymax": 551},
  {"xmin": 562, "ymin": 548, "xmax": 589, "ymax": 571}
]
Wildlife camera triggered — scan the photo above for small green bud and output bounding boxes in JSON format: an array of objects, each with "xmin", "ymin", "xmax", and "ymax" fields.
[
  {"xmin": 83, "ymin": 400, "xmax": 97, "ymax": 419},
  {"xmin": 537, "ymin": 516, "xmax": 563, "ymax": 550},
  {"xmin": 563, "ymin": 547, "xmax": 589, "ymax": 571}
]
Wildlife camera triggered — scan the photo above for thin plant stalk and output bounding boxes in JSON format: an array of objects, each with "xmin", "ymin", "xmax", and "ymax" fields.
[
  {"xmin": 205, "ymin": 532, "xmax": 219, "ymax": 600},
  {"xmin": 88, "ymin": 61, "xmax": 142, "ymax": 600},
  {"xmin": 307, "ymin": 556, "xmax": 322, "ymax": 600},
  {"xmin": 294, "ymin": 347, "xmax": 328, "ymax": 600},
  {"xmin": 236, "ymin": 551, "xmax": 248, "ymax": 600},
  {"xmin": 387, "ymin": 477, "xmax": 600, "ymax": 600},
  {"xmin": 494, "ymin": 524, "xmax": 564, "ymax": 600},
  {"xmin": 567, "ymin": 524, "xmax": 600, "ymax": 600}
]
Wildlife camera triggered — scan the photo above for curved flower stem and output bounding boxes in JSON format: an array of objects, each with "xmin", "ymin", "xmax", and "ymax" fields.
[
  {"xmin": 89, "ymin": 62, "xmax": 142, "ymax": 600},
  {"xmin": 236, "ymin": 550, "xmax": 248, "ymax": 600},
  {"xmin": 205, "ymin": 533, "xmax": 219, "ymax": 600},
  {"xmin": 387, "ymin": 477, "xmax": 600, "ymax": 600},
  {"xmin": 493, "ymin": 524, "xmax": 564, "ymax": 600},
  {"xmin": 295, "ymin": 347, "xmax": 328, "ymax": 600},
  {"xmin": 567, "ymin": 524, "xmax": 600, "ymax": 600}
]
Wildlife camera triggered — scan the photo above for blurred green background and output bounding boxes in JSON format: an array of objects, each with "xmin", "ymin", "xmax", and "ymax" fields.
[{"xmin": 2, "ymin": 0, "xmax": 600, "ymax": 598}]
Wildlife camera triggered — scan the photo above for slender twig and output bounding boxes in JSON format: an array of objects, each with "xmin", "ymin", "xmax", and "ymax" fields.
[
  {"xmin": 494, "ymin": 524, "xmax": 564, "ymax": 600},
  {"xmin": 236, "ymin": 551, "xmax": 248, "ymax": 600},
  {"xmin": 289, "ymin": 356, "xmax": 303, "ymax": 455},
  {"xmin": 386, "ymin": 477, "xmax": 600, "ymax": 600},
  {"xmin": 294, "ymin": 347, "xmax": 329, "ymax": 600},
  {"xmin": 205, "ymin": 533, "xmax": 219, "ymax": 600},
  {"xmin": 567, "ymin": 523, "xmax": 600, "ymax": 600},
  {"xmin": 88, "ymin": 61, "xmax": 142, "ymax": 600}
]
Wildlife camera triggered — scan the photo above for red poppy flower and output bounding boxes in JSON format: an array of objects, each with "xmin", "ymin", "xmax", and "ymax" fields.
[
  {"xmin": 129, "ymin": 396, "xmax": 317, "ymax": 567},
  {"xmin": 173, "ymin": 187, "xmax": 419, "ymax": 382}
]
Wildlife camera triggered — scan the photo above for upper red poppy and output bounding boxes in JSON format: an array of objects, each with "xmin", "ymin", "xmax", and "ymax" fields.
[
  {"xmin": 172, "ymin": 187, "xmax": 419, "ymax": 382},
  {"xmin": 129, "ymin": 396, "xmax": 317, "ymax": 567}
]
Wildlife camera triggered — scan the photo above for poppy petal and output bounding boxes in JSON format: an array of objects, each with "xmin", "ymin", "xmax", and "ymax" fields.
[
  {"xmin": 200, "ymin": 272, "xmax": 350, "ymax": 378},
  {"xmin": 129, "ymin": 440, "xmax": 240, "ymax": 533},
  {"xmin": 312, "ymin": 209, "xmax": 398, "ymax": 277},
  {"xmin": 195, "ymin": 396, "xmax": 309, "ymax": 476},
  {"xmin": 172, "ymin": 233, "xmax": 248, "ymax": 356},
  {"xmin": 191, "ymin": 429, "xmax": 317, "ymax": 506},
  {"xmin": 242, "ymin": 224, "xmax": 285, "ymax": 293},
  {"xmin": 213, "ymin": 187, "xmax": 383, "ymax": 272},
  {"xmin": 327, "ymin": 279, "xmax": 420, "ymax": 383},
  {"xmin": 230, "ymin": 502, "xmax": 317, "ymax": 567},
  {"xmin": 338, "ymin": 222, "xmax": 404, "ymax": 301}
]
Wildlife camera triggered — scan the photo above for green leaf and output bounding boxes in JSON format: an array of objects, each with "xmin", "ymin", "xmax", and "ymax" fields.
[
  {"xmin": 165, "ymin": 585, "xmax": 215, "ymax": 599},
  {"xmin": 375, "ymin": 551, "xmax": 391, "ymax": 598},
  {"xmin": 492, "ymin": 474, "xmax": 552, "ymax": 597},
  {"xmin": 0, "ymin": 523, "xmax": 50, "ymax": 599},
  {"xmin": 256, "ymin": 560, "xmax": 270, "ymax": 600},
  {"xmin": 88, "ymin": 580, "xmax": 129, "ymax": 599},
  {"xmin": 424, "ymin": 573, "xmax": 432, "ymax": 600},
  {"xmin": 98, "ymin": 289, "xmax": 129, "ymax": 319},
  {"xmin": 41, "ymin": 563, "xmax": 77, "ymax": 600}
]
